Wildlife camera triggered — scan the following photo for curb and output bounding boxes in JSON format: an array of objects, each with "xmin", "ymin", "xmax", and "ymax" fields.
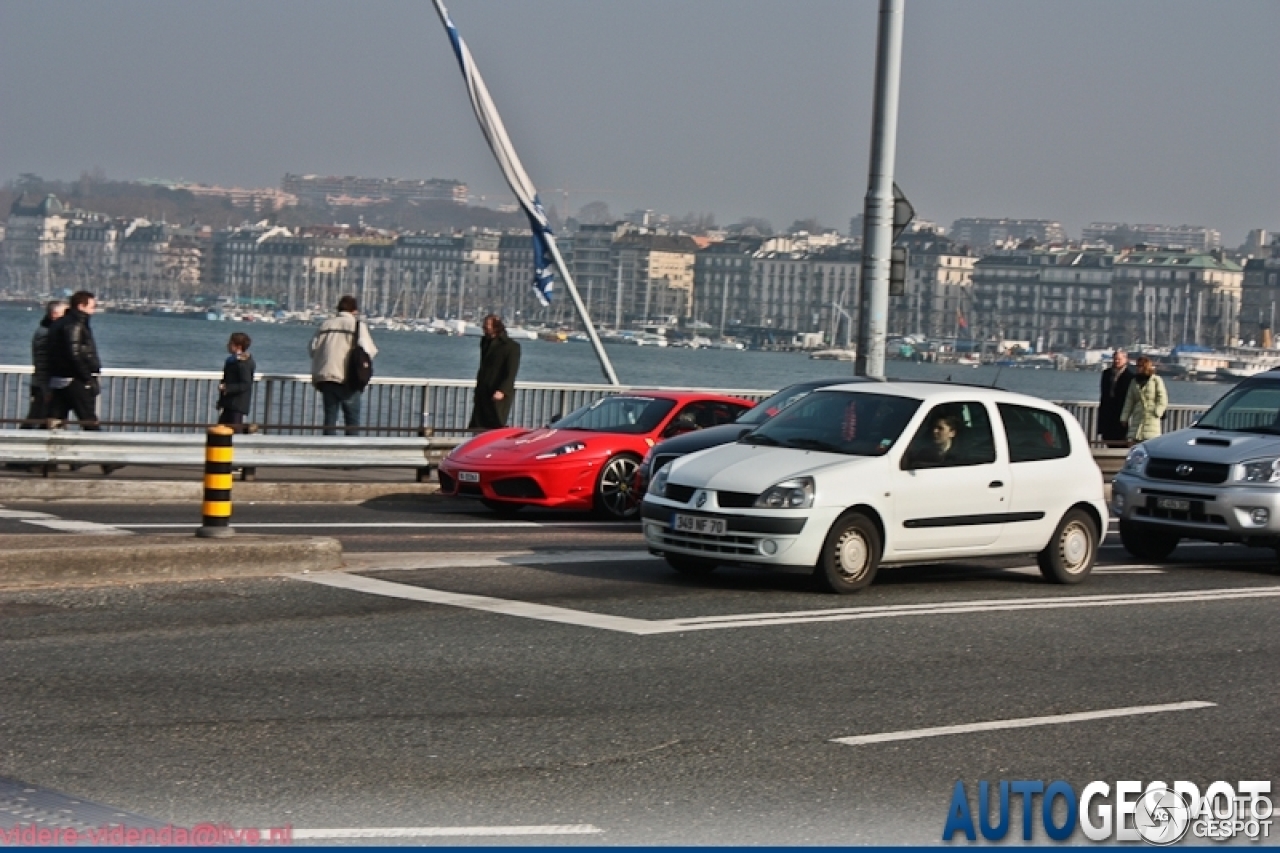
[
  {"xmin": 0, "ymin": 533, "xmax": 344, "ymax": 590},
  {"xmin": 0, "ymin": 480, "xmax": 444, "ymax": 504}
]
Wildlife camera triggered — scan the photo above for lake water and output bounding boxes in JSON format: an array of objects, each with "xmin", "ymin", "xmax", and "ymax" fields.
[{"xmin": 0, "ymin": 304, "xmax": 1235, "ymax": 407}]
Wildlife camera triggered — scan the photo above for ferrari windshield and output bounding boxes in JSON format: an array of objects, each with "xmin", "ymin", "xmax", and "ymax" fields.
[
  {"xmin": 739, "ymin": 390, "xmax": 921, "ymax": 455},
  {"xmin": 1194, "ymin": 381, "xmax": 1280, "ymax": 434},
  {"xmin": 556, "ymin": 396, "xmax": 677, "ymax": 434}
]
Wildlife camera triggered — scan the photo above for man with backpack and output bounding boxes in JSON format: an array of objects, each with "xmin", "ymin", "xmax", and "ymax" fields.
[{"xmin": 310, "ymin": 295, "xmax": 377, "ymax": 435}]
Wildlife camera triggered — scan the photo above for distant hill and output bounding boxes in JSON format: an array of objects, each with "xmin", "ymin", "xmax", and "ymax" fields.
[{"xmin": 1, "ymin": 176, "xmax": 526, "ymax": 233}]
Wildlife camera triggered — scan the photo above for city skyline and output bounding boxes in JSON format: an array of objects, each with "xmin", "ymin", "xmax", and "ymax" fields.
[{"xmin": 2, "ymin": 0, "xmax": 1277, "ymax": 244}]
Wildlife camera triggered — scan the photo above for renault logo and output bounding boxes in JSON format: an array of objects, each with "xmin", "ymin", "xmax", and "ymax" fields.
[
  {"xmin": 696, "ymin": 491, "xmax": 709, "ymax": 508},
  {"xmin": 1175, "ymin": 464, "xmax": 1194, "ymax": 476}
]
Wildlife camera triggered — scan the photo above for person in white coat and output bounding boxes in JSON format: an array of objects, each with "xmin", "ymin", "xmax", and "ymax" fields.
[{"xmin": 309, "ymin": 295, "xmax": 377, "ymax": 435}]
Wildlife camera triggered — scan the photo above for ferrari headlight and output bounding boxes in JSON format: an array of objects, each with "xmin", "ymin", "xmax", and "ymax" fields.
[
  {"xmin": 1121, "ymin": 443, "xmax": 1148, "ymax": 474},
  {"xmin": 755, "ymin": 476, "xmax": 815, "ymax": 509},
  {"xmin": 649, "ymin": 464, "xmax": 670, "ymax": 498},
  {"xmin": 535, "ymin": 441, "xmax": 586, "ymax": 460},
  {"xmin": 1238, "ymin": 458, "xmax": 1280, "ymax": 483}
]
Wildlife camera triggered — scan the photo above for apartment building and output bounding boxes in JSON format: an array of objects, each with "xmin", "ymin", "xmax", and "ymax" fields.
[
  {"xmin": 613, "ymin": 232, "xmax": 699, "ymax": 324},
  {"xmin": 890, "ymin": 231, "xmax": 975, "ymax": 339},
  {"xmin": 1, "ymin": 193, "xmax": 68, "ymax": 293},
  {"xmin": 1110, "ymin": 249, "xmax": 1242, "ymax": 348},
  {"xmin": 1082, "ymin": 222, "xmax": 1222, "ymax": 251},
  {"xmin": 693, "ymin": 237, "xmax": 765, "ymax": 336},
  {"xmin": 1234, "ymin": 252, "xmax": 1280, "ymax": 345},
  {"xmin": 972, "ymin": 249, "xmax": 1115, "ymax": 351},
  {"xmin": 282, "ymin": 174, "xmax": 467, "ymax": 206},
  {"xmin": 949, "ymin": 218, "xmax": 1066, "ymax": 249}
]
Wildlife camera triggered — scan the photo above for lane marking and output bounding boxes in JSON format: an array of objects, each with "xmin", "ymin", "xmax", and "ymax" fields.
[
  {"xmin": 300, "ymin": 572, "xmax": 657, "ymax": 634},
  {"xmin": 0, "ymin": 506, "xmax": 133, "ymax": 536},
  {"xmin": 292, "ymin": 825, "xmax": 603, "ymax": 839},
  {"xmin": 116, "ymin": 521, "xmax": 635, "ymax": 530},
  {"xmin": 342, "ymin": 549, "xmax": 656, "ymax": 571},
  {"xmin": 832, "ymin": 700, "xmax": 1216, "ymax": 746},
  {"xmin": 293, "ymin": 572, "xmax": 1280, "ymax": 635}
]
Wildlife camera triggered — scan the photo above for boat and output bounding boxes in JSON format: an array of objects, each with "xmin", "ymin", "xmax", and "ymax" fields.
[{"xmin": 809, "ymin": 348, "xmax": 856, "ymax": 361}]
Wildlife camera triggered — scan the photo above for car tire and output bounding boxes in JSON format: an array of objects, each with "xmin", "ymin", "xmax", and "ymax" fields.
[
  {"xmin": 815, "ymin": 512, "xmax": 881, "ymax": 594},
  {"xmin": 1119, "ymin": 519, "xmax": 1179, "ymax": 561},
  {"xmin": 1037, "ymin": 508, "xmax": 1098, "ymax": 584},
  {"xmin": 594, "ymin": 453, "xmax": 642, "ymax": 520},
  {"xmin": 665, "ymin": 554, "xmax": 718, "ymax": 577},
  {"xmin": 481, "ymin": 498, "xmax": 525, "ymax": 516}
]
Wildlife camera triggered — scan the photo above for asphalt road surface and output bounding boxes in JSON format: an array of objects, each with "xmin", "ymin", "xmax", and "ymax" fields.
[{"xmin": 1, "ymin": 498, "xmax": 1277, "ymax": 844}]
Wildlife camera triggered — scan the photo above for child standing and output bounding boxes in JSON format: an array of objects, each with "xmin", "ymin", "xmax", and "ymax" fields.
[{"xmin": 217, "ymin": 332, "xmax": 256, "ymax": 431}]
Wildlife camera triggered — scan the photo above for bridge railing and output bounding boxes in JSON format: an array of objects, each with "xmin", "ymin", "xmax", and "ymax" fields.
[
  {"xmin": 0, "ymin": 365, "xmax": 1210, "ymax": 438},
  {"xmin": 0, "ymin": 365, "xmax": 774, "ymax": 436}
]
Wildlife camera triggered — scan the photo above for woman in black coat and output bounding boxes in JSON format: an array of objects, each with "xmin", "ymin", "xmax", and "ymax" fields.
[
  {"xmin": 468, "ymin": 314, "xmax": 521, "ymax": 429},
  {"xmin": 217, "ymin": 332, "xmax": 256, "ymax": 430}
]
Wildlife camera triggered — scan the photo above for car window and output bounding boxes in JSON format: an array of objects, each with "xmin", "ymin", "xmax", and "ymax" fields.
[
  {"xmin": 555, "ymin": 396, "xmax": 677, "ymax": 434},
  {"xmin": 741, "ymin": 391, "xmax": 921, "ymax": 456},
  {"xmin": 1194, "ymin": 383, "xmax": 1280, "ymax": 434},
  {"xmin": 998, "ymin": 403, "xmax": 1071, "ymax": 462},
  {"xmin": 672, "ymin": 401, "xmax": 750, "ymax": 431},
  {"xmin": 902, "ymin": 401, "xmax": 997, "ymax": 469},
  {"xmin": 738, "ymin": 384, "xmax": 823, "ymax": 425}
]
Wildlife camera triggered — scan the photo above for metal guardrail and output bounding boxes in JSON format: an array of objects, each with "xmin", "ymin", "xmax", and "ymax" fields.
[
  {"xmin": 0, "ymin": 429, "xmax": 463, "ymax": 479},
  {"xmin": 0, "ymin": 365, "xmax": 774, "ymax": 435}
]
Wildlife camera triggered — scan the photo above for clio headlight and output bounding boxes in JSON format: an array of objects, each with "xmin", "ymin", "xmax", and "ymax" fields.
[
  {"xmin": 1238, "ymin": 458, "xmax": 1280, "ymax": 483},
  {"xmin": 755, "ymin": 476, "xmax": 815, "ymax": 509},
  {"xmin": 1121, "ymin": 444, "xmax": 1148, "ymax": 474},
  {"xmin": 535, "ymin": 441, "xmax": 586, "ymax": 460},
  {"xmin": 649, "ymin": 464, "xmax": 671, "ymax": 498}
]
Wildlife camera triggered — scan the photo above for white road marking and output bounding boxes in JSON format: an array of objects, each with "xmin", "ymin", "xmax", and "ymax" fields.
[
  {"xmin": 301, "ymin": 572, "xmax": 657, "ymax": 634},
  {"xmin": 341, "ymin": 549, "xmax": 656, "ymax": 571},
  {"xmin": 291, "ymin": 825, "xmax": 602, "ymax": 839},
  {"xmin": 832, "ymin": 700, "xmax": 1217, "ymax": 746},
  {"xmin": 293, "ymin": 572, "xmax": 1280, "ymax": 635},
  {"xmin": 116, "ymin": 521, "xmax": 636, "ymax": 530},
  {"xmin": 994, "ymin": 563, "xmax": 1163, "ymax": 576},
  {"xmin": 0, "ymin": 506, "xmax": 133, "ymax": 535}
]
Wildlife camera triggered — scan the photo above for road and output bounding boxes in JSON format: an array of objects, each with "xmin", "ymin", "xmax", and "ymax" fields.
[{"xmin": 1, "ymin": 498, "xmax": 1277, "ymax": 844}]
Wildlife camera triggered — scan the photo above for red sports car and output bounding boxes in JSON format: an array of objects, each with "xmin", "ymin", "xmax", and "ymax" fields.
[{"xmin": 437, "ymin": 391, "xmax": 755, "ymax": 519}]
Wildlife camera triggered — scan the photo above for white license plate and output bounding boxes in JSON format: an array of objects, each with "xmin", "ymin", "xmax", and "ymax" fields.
[
  {"xmin": 1156, "ymin": 497, "xmax": 1190, "ymax": 511},
  {"xmin": 458, "ymin": 471, "xmax": 480, "ymax": 483},
  {"xmin": 673, "ymin": 513, "xmax": 727, "ymax": 536}
]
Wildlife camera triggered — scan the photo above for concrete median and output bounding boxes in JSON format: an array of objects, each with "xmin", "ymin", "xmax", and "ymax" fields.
[{"xmin": 0, "ymin": 533, "xmax": 345, "ymax": 590}]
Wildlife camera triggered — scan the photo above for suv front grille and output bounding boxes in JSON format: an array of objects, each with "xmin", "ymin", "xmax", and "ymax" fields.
[{"xmin": 1145, "ymin": 457, "xmax": 1230, "ymax": 485}]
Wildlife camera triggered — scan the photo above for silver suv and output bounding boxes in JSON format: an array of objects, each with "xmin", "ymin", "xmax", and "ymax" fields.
[{"xmin": 1112, "ymin": 370, "xmax": 1280, "ymax": 562}]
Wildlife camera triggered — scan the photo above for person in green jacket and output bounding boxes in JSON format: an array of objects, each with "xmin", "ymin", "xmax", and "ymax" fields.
[
  {"xmin": 468, "ymin": 314, "xmax": 521, "ymax": 429},
  {"xmin": 1121, "ymin": 355, "xmax": 1168, "ymax": 443}
]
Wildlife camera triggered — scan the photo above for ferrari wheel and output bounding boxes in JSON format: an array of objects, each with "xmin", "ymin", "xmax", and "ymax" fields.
[{"xmin": 594, "ymin": 453, "xmax": 642, "ymax": 520}]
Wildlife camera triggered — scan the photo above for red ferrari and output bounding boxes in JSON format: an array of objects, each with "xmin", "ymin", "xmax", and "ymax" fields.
[{"xmin": 437, "ymin": 391, "xmax": 755, "ymax": 519}]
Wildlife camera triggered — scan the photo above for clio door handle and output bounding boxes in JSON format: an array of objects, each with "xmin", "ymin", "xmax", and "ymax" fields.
[{"xmin": 989, "ymin": 481, "xmax": 1004, "ymax": 488}]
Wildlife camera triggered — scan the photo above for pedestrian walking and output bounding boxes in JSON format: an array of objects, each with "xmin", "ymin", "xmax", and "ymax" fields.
[
  {"xmin": 216, "ymin": 331, "xmax": 256, "ymax": 432},
  {"xmin": 24, "ymin": 299, "xmax": 67, "ymax": 427},
  {"xmin": 1098, "ymin": 349, "xmax": 1134, "ymax": 445},
  {"xmin": 47, "ymin": 291, "xmax": 103, "ymax": 430},
  {"xmin": 1120, "ymin": 355, "xmax": 1168, "ymax": 444},
  {"xmin": 468, "ymin": 314, "xmax": 521, "ymax": 430},
  {"xmin": 310, "ymin": 295, "xmax": 377, "ymax": 435}
]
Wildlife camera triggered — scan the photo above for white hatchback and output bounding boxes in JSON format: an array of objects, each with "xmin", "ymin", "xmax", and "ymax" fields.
[{"xmin": 642, "ymin": 382, "xmax": 1108, "ymax": 593}]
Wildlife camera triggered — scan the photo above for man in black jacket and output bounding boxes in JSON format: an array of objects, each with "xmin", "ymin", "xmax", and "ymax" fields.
[
  {"xmin": 23, "ymin": 299, "xmax": 67, "ymax": 427},
  {"xmin": 468, "ymin": 314, "xmax": 521, "ymax": 429},
  {"xmin": 47, "ymin": 291, "xmax": 104, "ymax": 430},
  {"xmin": 1098, "ymin": 349, "xmax": 1134, "ymax": 444}
]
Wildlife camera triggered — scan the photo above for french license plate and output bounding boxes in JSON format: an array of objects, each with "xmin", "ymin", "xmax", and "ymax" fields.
[
  {"xmin": 458, "ymin": 471, "xmax": 480, "ymax": 483},
  {"xmin": 1156, "ymin": 497, "xmax": 1190, "ymax": 512},
  {"xmin": 673, "ymin": 513, "xmax": 727, "ymax": 536}
]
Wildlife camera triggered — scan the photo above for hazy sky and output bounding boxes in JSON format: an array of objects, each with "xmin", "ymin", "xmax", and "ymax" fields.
[{"xmin": 2, "ymin": 0, "xmax": 1277, "ymax": 243}]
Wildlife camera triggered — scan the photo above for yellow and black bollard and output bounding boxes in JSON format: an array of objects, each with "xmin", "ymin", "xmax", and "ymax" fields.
[{"xmin": 197, "ymin": 425, "xmax": 235, "ymax": 538}]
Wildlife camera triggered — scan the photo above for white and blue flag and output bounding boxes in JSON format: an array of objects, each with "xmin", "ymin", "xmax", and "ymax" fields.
[{"xmin": 433, "ymin": 0, "xmax": 555, "ymax": 306}]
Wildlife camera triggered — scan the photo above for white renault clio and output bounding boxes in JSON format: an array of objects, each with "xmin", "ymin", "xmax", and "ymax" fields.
[{"xmin": 642, "ymin": 382, "xmax": 1108, "ymax": 593}]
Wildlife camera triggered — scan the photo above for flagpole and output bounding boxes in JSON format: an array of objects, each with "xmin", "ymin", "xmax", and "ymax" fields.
[
  {"xmin": 543, "ymin": 234, "xmax": 619, "ymax": 385},
  {"xmin": 430, "ymin": 0, "xmax": 620, "ymax": 386}
]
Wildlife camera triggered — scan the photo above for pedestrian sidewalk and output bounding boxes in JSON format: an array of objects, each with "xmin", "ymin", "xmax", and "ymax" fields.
[{"xmin": 0, "ymin": 464, "xmax": 442, "ymax": 503}]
